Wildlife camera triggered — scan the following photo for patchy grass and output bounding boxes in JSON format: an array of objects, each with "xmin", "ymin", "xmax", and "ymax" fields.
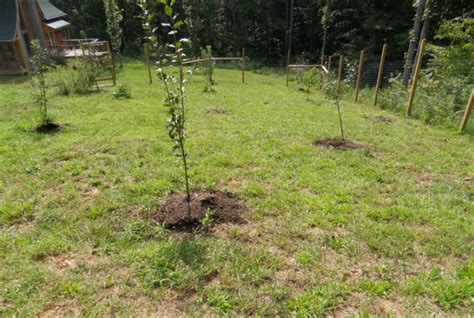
[{"xmin": 0, "ymin": 59, "xmax": 473, "ymax": 316}]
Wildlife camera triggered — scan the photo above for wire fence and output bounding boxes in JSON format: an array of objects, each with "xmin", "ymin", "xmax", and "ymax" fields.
[{"xmin": 323, "ymin": 50, "xmax": 474, "ymax": 132}]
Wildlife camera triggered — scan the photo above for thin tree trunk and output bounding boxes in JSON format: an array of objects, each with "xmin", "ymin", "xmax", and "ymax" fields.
[
  {"xmin": 415, "ymin": 0, "xmax": 433, "ymax": 73},
  {"xmin": 402, "ymin": 0, "xmax": 427, "ymax": 86},
  {"xmin": 284, "ymin": 0, "xmax": 289, "ymax": 65},
  {"xmin": 321, "ymin": 25, "xmax": 328, "ymax": 64},
  {"xmin": 286, "ymin": 0, "xmax": 294, "ymax": 67}
]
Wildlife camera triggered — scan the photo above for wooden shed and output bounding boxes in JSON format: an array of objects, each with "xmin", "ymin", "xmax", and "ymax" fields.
[{"xmin": 0, "ymin": 0, "xmax": 70, "ymax": 75}]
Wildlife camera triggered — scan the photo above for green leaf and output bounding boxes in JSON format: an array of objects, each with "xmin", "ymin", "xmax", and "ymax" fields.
[{"xmin": 165, "ymin": 5, "xmax": 172, "ymax": 17}]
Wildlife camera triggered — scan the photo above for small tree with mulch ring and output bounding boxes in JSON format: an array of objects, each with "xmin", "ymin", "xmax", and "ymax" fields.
[
  {"xmin": 30, "ymin": 40, "xmax": 61, "ymax": 133},
  {"xmin": 139, "ymin": 0, "xmax": 245, "ymax": 230}
]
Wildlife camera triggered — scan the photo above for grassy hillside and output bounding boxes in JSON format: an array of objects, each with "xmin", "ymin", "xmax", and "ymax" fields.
[{"xmin": 0, "ymin": 61, "xmax": 473, "ymax": 316}]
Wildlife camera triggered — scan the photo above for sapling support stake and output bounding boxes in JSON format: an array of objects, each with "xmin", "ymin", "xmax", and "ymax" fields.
[
  {"xmin": 406, "ymin": 39, "xmax": 427, "ymax": 116},
  {"xmin": 336, "ymin": 54, "xmax": 345, "ymax": 141},
  {"xmin": 459, "ymin": 88, "xmax": 474, "ymax": 132}
]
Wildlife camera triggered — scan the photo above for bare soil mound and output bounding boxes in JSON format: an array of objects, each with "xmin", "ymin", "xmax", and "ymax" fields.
[{"xmin": 155, "ymin": 189, "xmax": 246, "ymax": 231}]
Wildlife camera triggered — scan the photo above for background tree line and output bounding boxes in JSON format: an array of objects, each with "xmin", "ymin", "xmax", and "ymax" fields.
[{"xmin": 51, "ymin": 0, "xmax": 473, "ymax": 65}]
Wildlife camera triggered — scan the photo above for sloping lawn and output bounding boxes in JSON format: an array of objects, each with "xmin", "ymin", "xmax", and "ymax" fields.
[{"xmin": 0, "ymin": 61, "xmax": 473, "ymax": 316}]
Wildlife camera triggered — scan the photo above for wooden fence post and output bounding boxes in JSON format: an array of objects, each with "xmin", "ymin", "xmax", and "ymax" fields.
[
  {"xmin": 241, "ymin": 48, "xmax": 245, "ymax": 84},
  {"xmin": 355, "ymin": 50, "xmax": 365, "ymax": 102},
  {"xmin": 374, "ymin": 43, "xmax": 388, "ymax": 106},
  {"xmin": 337, "ymin": 55, "xmax": 344, "ymax": 94},
  {"xmin": 208, "ymin": 54, "xmax": 213, "ymax": 85},
  {"xmin": 460, "ymin": 88, "xmax": 474, "ymax": 132},
  {"xmin": 144, "ymin": 43, "xmax": 152, "ymax": 84},
  {"xmin": 327, "ymin": 56, "xmax": 332, "ymax": 74},
  {"xmin": 107, "ymin": 42, "xmax": 116, "ymax": 86},
  {"xmin": 406, "ymin": 39, "xmax": 427, "ymax": 116}
]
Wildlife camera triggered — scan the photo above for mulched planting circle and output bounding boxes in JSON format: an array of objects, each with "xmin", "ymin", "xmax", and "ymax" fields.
[
  {"xmin": 155, "ymin": 189, "xmax": 246, "ymax": 231},
  {"xmin": 205, "ymin": 108, "xmax": 228, "ymax": 115},
  {"xmin": 36, "ymin": 123, "xmax": 63, "ymax": 133},
  {"xmin": 314, "ymin": 138, "xmax": 364, "ymax": 150},
  {"xmin": 373, "ymin": 115, "xmax": 397, "ymax": 123}
]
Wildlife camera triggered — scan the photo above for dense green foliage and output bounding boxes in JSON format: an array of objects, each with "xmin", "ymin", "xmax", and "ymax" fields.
[
  {"xmin": 378, "ymin": 17, "xmax": 474, "ymax": 127},
  {"xmin": 51, "ymin": 0, "xmax": 473, "ymax": 63},
  {"xmin": 104, "ymin": 0, "xmax": 124, "ymax": 67}
]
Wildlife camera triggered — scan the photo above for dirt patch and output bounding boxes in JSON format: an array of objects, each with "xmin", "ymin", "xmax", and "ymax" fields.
[
  {"xmin": 313, "ymin": 138, "xmax": 364, "ymax": 150},
  {"xmin": 205, "ymin": 108, "xmax": 228, "ymax": 115},
  {"xmin": 373, "ymin": 115, "xmax": 397, "ymax": 123},
  {"xmin": 38, "ymin": 300, "xmax": 80, "ymax": 318},
  {"xmin": 155, "ymin": 189, "xmax": 246, "ymax": 231},
  {"xmin": 36, "ymin": 123, "xmax": 62, "ymax": 133}
]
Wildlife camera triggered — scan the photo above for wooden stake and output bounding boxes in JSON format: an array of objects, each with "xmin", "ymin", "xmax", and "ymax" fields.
[
  {"xmin": 144, "ymin": 43, "xmax": 152, "ymax": 84},
  {"xmin": 355, "ymin": 50, "xmax": 365, "ymax": 102},
  {"xmin": 241, "ymin": 48, "xmax": 245, "ymax": 84},
  {"xmin": 374, "ymin": 43, "xmax": 388, "ymax": 106},
  {"xmin": 460, "ymin": 88, "xmax": 474, "ymax": 132},
  {"xmin": 208, "ymin": 54, "xmax": 213, "ymax": 85},
  {"xmin": 107, "ymin": 42, "xmax": 116, "ymax": 86},
  {"xmin": 337, "ymin": 55, "xmax": 344, "ymax": 94},
  {"xmin": 406, "ymin": 39, "xmax": 427, "ymax": 116}
]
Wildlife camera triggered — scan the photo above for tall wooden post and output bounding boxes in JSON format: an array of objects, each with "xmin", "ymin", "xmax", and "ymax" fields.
[
  {"xmin": 337, "ymin": 55, "xmax": 344, "ymax": 94},
  {"xmin": 374, "ymin": 44, "xmax": 388, "ymax": 106},
  {"xmin": 286, "ymin": 0, "xmax": 294, "ymax": 87},
  {"xmin": 406, "ymin": 39, "xmax": 427, "ymax": 116},
  {"xmin": 327, "ymin": 56, "xmax": 332, "ymax": 74},
  {"xmin": 144, "ymin": 43, "xmax": 152, "ymax": 84},
  {"xmin": 208, "ymin": 54, "xmax": 213, "ymax": 85},
  {"xmin": 355, "ymin": 50, "xmax": 365, "ymax": 102},
  {"xmin": 241, "ymin": 48, "xmax": 245, "ymax": 84},
  {"xmin": 107, "ymin": 42, "xmax": 116, "ymax": 86},
  {"xmin": 459, "ymin": 88, "xmax": 474, "ymax": 132}
]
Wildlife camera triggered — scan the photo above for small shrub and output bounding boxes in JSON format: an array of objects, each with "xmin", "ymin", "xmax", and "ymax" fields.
[
  {"xmin": 303, "ymin": 67, "xmax": 320, "ymax": 99},
  {"xmin": 293, "ymin": 53, "xmax": 309, "ymax": 84},
  {"xmin": 53, "ymin": 59, "xmax": 97, "ymax": 95},
  {"xmin": 113, "ymin": 84, "xmax": 131, "ymax": 99},
  {"xmin": 201, "ymin": 208, "xmax": 215, "ymax": 231},
  {"xmin": 201, "ymin": 45, "xmax": 216, "ymax": 92}
]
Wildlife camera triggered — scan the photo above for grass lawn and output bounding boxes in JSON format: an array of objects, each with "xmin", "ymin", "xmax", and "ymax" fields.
[{"xmin": 0, "ymin": 60, "xmax": 473, "ymax": 316}]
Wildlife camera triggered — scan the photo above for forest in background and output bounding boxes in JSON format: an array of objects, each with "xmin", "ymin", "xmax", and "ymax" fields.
[{"xmin": 51, "ymin": 0, "xmax": 474, "ymax": 65}]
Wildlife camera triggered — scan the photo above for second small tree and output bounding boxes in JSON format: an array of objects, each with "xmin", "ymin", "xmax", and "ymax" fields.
[
  {"xmin": 30, "ymin": 39, "xmax": 55, "ymax": 131},
  {"xmin": 321, "ymin": 68, "xmax": 345, "ymax": 141}
]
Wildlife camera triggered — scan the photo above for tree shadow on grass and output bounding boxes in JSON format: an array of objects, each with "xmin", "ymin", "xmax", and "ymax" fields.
[{"xmin": 140, "ymin": 237, "xmax": 212, "ymax": 290}]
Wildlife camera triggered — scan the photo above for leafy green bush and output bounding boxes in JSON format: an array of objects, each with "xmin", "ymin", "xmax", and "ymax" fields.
[
  {"xmin": 53, "ymin": 59, "xmax": 97, "ymax": 96},
  {"xmin": 303, "ymin": 67, "xmax": 320, "ymax": 99},
  {"xmin": 113, "ymin": 84, "xmax": 131, "ymax": 99}
]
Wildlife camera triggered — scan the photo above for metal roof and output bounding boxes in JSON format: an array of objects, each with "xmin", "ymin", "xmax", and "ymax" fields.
[
  {"xmin": 0, "ymin": 0, "xmax": 18, "ymax": 42},
  {"xmin": 37, "ymin": 0, "xmax": 67, "ymax": 20},
  {"xmin": 45, "ymin": 19, "xmax": 70, "ymax": 30}
]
